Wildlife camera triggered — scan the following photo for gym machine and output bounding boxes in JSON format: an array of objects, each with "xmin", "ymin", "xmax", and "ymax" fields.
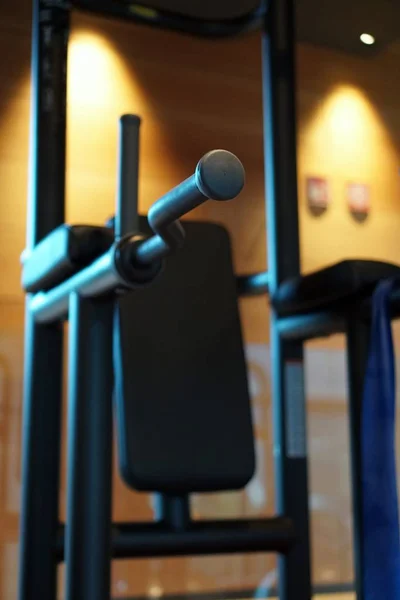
[{"xmin": 19, "ymin": 1, "xmax": 400, "ymax": 600}]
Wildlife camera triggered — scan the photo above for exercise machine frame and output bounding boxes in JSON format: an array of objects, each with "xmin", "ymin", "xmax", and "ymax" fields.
[
  {"xmin": 19, "ymin": 0, "xmax": 366, "ymax": 599},
  {"xmin": 19, "ymin": 1, "xmax": 311, "ymax": 599}
]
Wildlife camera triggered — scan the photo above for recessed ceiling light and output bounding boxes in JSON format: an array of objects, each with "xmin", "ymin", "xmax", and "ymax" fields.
[{"xmin": 360, "ymin": 33, "xmax": 375, "ymax": 45}]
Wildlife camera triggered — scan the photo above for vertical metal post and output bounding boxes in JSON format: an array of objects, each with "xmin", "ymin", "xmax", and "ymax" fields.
[
  {"xmin": 262, "ymin": 0, "xmax": 312, "ymax": 598},
  {"xmin": 115, "ymin": 114, "xmax": 141, "ymax": 239},
  {"xmin": 64, "ymin": 293, "xmax": 114, "ymax": 600},
  {"xmin": 158, "ymin": 495, "xmax": 191, "ymax": 530},
  {"xmin": 26, "ymin": 0, "xmax": 69, "ymax": 248},
  {"xmin": 19, "ymin": 2, "xmax": 69, "ymax": 600},
  {"xmin": 346, "ymin": 316, "xmax": 371, "ymax": 600}
]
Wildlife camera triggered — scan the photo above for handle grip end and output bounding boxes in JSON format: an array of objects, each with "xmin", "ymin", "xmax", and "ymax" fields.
[{"xmin": 195, "ymin": 149, "xmax": 245, "ymax": 201}]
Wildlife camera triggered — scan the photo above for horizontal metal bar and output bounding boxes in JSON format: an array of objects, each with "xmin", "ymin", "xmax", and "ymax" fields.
[
  {"xmin": 277, "ymin": 286, "xmax": 400, "ymax": 342},
  {"xmin": 56, "ymin": 517, "xmax": 295, "ymax": 561},
  {"xmin": 277, "ymin": 310, "xmax": 346, "ymax": 341},
  {"xmin": 74, "ymin": 1, "xmax": 264, "ymax": 39},
  {"xmin": 237, "ymin": 272, "xmax": 269, "ymax": 296},
  {"xmin": 114, "ymin": 517, "xmax": 296, "ymax": 557},
  {"xmin": 30, "ymin": 247, "xmax": 121, "ymax": 323}
]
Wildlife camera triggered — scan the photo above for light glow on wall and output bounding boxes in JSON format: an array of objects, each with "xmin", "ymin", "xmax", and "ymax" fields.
[
  {"xmin": 302, "ymin": 84, "xmax": 389, "ymax": 174},
  {"xmin": 68, "ymin": 31, "xmax": 120, "ymax": 108},
  {"xmin": 299, "ymin": 80, "xmax": 400, "ymax": 270}
]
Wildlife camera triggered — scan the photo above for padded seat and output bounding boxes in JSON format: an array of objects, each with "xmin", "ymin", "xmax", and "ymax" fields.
[{"xmin": 273, "ymin": 260, "xmax": 400, "ymax": 317}]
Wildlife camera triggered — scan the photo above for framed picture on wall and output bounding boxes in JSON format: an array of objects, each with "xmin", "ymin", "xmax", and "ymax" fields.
[
  {"xmin": 306, "ymin": 176, "xmax": 330, "ymax": 215},
  {"xmin": 347, "ymin": 182, "xmax": 370, "ymax": 221}
]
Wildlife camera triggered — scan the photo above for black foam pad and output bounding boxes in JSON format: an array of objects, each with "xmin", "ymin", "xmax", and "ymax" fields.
[
  {"xmin": 114, "ymin": 221, "xmax": 255, "ymax": 493},
  {"xmin": 22, "ymin": 225, "xmax": 113, "ymax": 293},
  {"xmin": 274, "ymin": 260, "xmax": 400, "ymax": 317}
]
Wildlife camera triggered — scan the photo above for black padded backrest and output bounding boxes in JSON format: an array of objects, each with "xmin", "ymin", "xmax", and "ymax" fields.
[{"xmin": 114, "ymin": 221, "xmax": 255, "ymax": 493}]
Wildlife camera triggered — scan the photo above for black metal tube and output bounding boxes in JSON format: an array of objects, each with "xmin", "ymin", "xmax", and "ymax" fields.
[
  {"xmin": 158, "ymin": 495, "xmax": 191, "ymax": 531},
  {"xmin": 133, "ymin": 174, "xmax": 203, "ymax": 264},
  {"xmin": 26, "ymin": 0, "xmax": 69, "ymax": 249},
  {"xmin": 237, "ymin": 271, "xmax": 269, "ymax": 296},
  {"xmin": 56, "ymin": 517, "xmax": 295, "ymax": 561},
  {"xmin": 64, "ymin": 294, "xmax": 114, "ymax": 600},
  {"xmin": 346, "ymin": 316, "xmax": 371, "ymax": 600},
  {"xmin": 275, "ymin": 299, "xmax": 400, "ymax": 343},
  {"xmin": 133, "ymin": 231, "xmax": 176, "ymax": 264},
  {"xmin": 19, "ymin": 318, "xmax": 63, "ymax": 600},
  {"xmin": 147, "ymin": 175, "xmax": 207, "ymax": 231},
  {"xmin": 278, "ymin": 310, "xmax": 346, "ymax": 341},
  {"xmin": 29, "ymin": 235, "xmax": 163, "ymax": 324},
  {"xmin": 115, "ymin": 115, "xmax": 141, "ymax": 239},
  {"xmin": 263, "ymin": 7, "xmax": 300, "ymax": 287},
  {"xmin": 135, "ymin": 150, "xmax": 245, "ymax": 265},
  {"xmin": 113, "ymin": 517, "xmax": 295, "ymax": 558},
  {"xmin": 30, "ymin": 246, "xmax": 121, "ymax": 323},
  {"xmin": 19, "ymin": 3, "xmax": 69, "ymax": 600},
  {"xmin": 263, "ymin": 0, "xmax": 312, "ymax": 598},
  {"xmin": 74, "ymin": 1, "xmax": 263, "ymax": 38}
]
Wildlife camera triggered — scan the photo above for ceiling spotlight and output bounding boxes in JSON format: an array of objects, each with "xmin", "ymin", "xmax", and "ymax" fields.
[{"xmin": 360, "ymin": 33, "xmax": 375, "ymax": 45}]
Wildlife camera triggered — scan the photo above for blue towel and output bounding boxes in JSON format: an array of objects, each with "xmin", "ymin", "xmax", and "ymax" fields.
[{"xmin": 362, "ymin": 278, "xmax": 400, "ymax": 599}]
